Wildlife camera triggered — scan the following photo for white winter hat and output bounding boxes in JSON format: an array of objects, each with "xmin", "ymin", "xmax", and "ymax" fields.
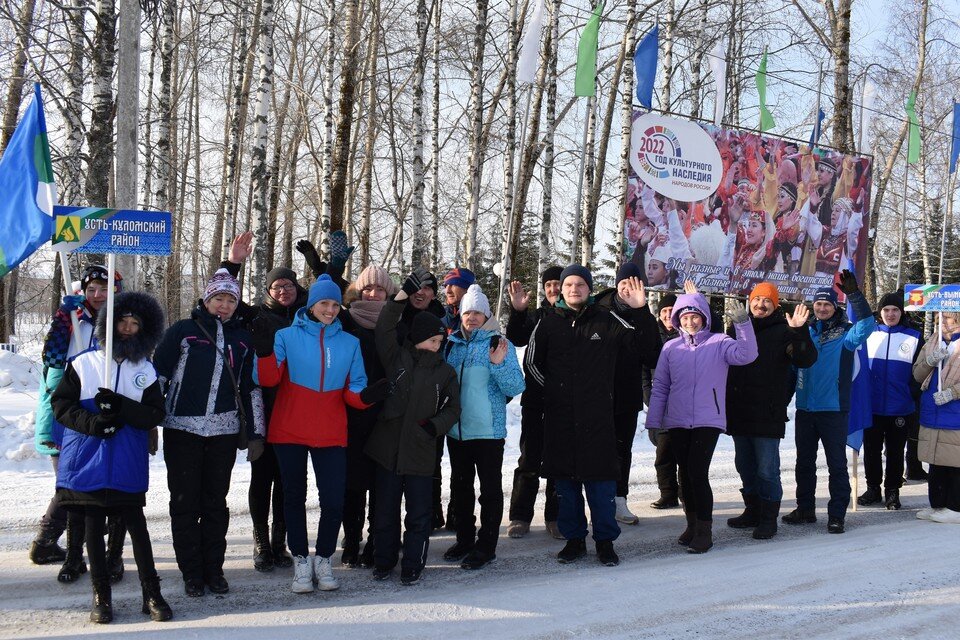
[{"xmin": 459, "ymin": 284, "xmax": 491, "ymax": 319}]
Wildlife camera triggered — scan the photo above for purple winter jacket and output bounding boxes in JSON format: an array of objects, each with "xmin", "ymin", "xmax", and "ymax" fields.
[{"xmin": 645, "ymin": 293, "xmax": 758, "ymax": 431}]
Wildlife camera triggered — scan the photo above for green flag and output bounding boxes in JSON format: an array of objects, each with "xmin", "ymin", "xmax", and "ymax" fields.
[
  {"xmin": 905, "ymin": 90, "xmax": 921, "ymax": 164},
  {"xmin": 574, "ymin": 2, "xmax": 604, "ymax": 97},
  {"xmin": 755, "ymin": 51, "xmax": 775, "ymax": 131}
]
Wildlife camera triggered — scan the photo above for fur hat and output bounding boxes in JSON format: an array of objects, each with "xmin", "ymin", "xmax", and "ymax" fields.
[
  {"xmin": 750, "ymin": 282, "xmax": 780, "ymax": 308},
  {"xmin": 204, "ymin": 268, "xmax": 240, "ymax": 303},
  {"xmin": 459, "ymin": 284, "xmax": 491, "ymax": 319},
  {"xmin": 540, "ymin": 265, "xmax": 563, "ymax": 286},
  {"xmin": 96, "ymin": 291, "xmax": 165, "ymax": 362},
  {"xmin": 355, "ymin": 264, "xmax": 398, "ymax": 296},
  {"xmin": 410, "ymin": 311, "xmax": 445, "ymax": 346},
  {"xmin": 560, "ymin": 264, "xmax": 593, "ymax": 291},
  {"xmin": 307, "ymin": 274, "xmax": 342, "ymax": 307}
]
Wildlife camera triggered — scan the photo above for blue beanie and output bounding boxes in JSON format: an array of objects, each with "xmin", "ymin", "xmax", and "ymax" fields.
[
  {"xmin": 560, "ymin": 264, "xmax": 593, "ymax": 291},
  {"xmin": 813, "ymin": 287, "xmax": 838, "ymax": 308},
  {"xmin": 615, "ymin": 262, "xmax": 643, "ymax": 284},
  {"xmin": 307, "ymin": 274, "xmax": 342, "ymax": 307}
]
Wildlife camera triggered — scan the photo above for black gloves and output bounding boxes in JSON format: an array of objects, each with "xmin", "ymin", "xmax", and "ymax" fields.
[
  {"xmin": 359, "ymin": 378, "xmax": 391, "ymax": 405},
  {"xmin": 838, "ymin": 269, "xmax": 859, "ymax": 295},
  {"xmin": 95, "ymin": 388, "xmax": 123, "ymax": 416},
  {"xmin": 419, "ymin": 420, "xmax": 438, "ymax": 438},
  {"xmin": 246, "ymin": 438, "xmax": 265, "ymax": 462},
  {"xmin": 250, "ymin": 315, "xmax": 276, "ymax": 357},
  {"xmin": 402, "ymin": 268, "xmax": 435, "ymax": 296},
  {"xmin": 92, "ymin": 414, "xmax": 121, "ymax": 439},
  {"xmin": 295, "ymin": 239, "xmax": 324, "ymax": 276}
]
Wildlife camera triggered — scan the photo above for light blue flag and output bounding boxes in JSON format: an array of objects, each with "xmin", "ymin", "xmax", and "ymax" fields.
[
  {"xmin": 845, "ymin": 259, "xmax": 873, "ymax": 450},
  {"xmin": 808, "ymin": 108, "xmax": 825, "ymax": 148},
  {"xmin": 634, "ymin": 24, "xmax": 659, "ymax": 109},
  {"xmin": 0, "ymin": 83, "xmax": 56, "ymax": 277},
  {"xmin": 950, "ymin": 102, "xmax": 960, "ymax": 175}
]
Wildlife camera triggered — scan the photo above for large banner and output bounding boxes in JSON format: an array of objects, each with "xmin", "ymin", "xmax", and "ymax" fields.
[{"xmin": 621, "ymin": 111, "xmax": 873, "ymax": 300}]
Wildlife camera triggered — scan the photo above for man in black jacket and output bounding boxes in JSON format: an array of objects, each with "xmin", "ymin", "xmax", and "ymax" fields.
[
  {"xmin": 725, "ymin": 282, "xmax": 817, "ymax": 539},
  {"xmin": 595, "ymin": 263, "xmax": 663, "ymax": 525},
  {"xmin": 504, "ymin": 265, "xmax": 563, "ymax": 539},
  {"xmin": 641, "ymin": 293, "xmax": 682, "ymax": 509},
  {"xmin": 526, "ymin": 265, "xmax": 660, "ymax": 566}
]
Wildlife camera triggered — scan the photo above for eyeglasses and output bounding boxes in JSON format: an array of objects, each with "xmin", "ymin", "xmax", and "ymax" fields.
[{"xmin": 269, "ymin": 284, "xmax": 296, "ymax": 293}]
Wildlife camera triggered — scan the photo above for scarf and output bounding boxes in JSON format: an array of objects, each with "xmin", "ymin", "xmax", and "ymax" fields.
[{"xmin": 348, "ymin": 299, "xmax": 387, "ymax": 330}]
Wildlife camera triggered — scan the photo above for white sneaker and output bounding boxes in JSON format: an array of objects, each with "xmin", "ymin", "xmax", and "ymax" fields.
[
  {"xmin": 916, "ymin": 507, "xmax": 937, "ymax": 520},
  {"xmin": 615, "ymin": 496, "xmax": 639, "ymax": 525},
  {"xmin": 929, "ymin": 508, "xmax": 960, "ymax": 524},
  {"xmin": 292, "ymin": 555, "xmax": 314, "ymax": 593},
  {"xmin": 314, "ymin": 555, "xmax": 339, "ymax": 591}
]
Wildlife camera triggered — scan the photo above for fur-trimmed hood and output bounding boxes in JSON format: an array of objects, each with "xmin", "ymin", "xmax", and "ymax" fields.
[{"xmin": 95, "ymin": 291, "xmax": 166, "ymax": 362}]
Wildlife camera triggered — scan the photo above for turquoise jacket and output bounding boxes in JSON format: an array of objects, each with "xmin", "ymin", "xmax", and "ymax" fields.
[{"xmin": 445, "ymin": 327, "xmax": 525, "ymax": 440}]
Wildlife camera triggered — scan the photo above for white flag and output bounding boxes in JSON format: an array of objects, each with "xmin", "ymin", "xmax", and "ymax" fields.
[
  {"xmin": 517, "ymin": 0, "xmax": 546, "ymax": 85},
  {"xmin": 860, "ymin": 79, "xmax": 877, "ymax": 150},
  {"xmin": 709, "ymin": 40, "xmax": 727, "ymax": 126}
]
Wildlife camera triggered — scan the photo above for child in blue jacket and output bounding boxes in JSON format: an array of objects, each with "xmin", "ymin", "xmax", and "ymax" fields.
[{"xmin": 442, "ymin": 284, "xmax": 524, "ymax": 570}]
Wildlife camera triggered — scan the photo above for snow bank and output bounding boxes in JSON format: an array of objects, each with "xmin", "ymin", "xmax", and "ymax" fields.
[{"xmin": 0, "ymin": 350, "xmax": 44, "ymax": 471}]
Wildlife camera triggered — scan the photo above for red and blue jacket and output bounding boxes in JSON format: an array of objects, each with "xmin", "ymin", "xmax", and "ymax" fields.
[{"xmin": 256, "ymin": 308, "xmax": 369, "ymax": 448}]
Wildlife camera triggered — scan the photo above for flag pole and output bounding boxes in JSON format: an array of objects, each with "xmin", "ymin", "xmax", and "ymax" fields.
[
  {"xmin": 570, "ymin": 96, "xmax": 593, "ymax": 263},
  {"xmin": 939, "ymin": 98, "xmax": 957, "ymax": 286},
  {"xmin": 496, "ymin": 83, "xmax": 534, "ymax": 320},
  {"xmin": 103, "ymin": 253, "xmax": 116, "ymax": 387},
  {"xmin": 851, "ymin": 449, "xmax": 859, "ymax": 512},
  {"xmin": 57, "ymin": 253, "xmax": 82, "ymax": 354},
  {"xmin": 812, "ymin": 62, "xmax": 823, "ymax": 149},
  {"xmin": 896, "ymin": 133, "xmax": 911, "ymax": 289}
]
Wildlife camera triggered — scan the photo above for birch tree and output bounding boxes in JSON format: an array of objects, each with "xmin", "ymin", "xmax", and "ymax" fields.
[{"xmin": 251, "ymin": 0, "xmax": 275, "ymax": 293}]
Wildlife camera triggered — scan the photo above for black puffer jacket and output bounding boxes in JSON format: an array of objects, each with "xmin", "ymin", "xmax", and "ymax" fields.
[
  {"xmin": 365, "ymin": 299, "xmax": 460, "ymax": 475},
  {"xmin": 642, "ymin": 319, "xmax": 679, "ymax": 406},
  {"xmin": 725, "ymin": 309, "xmax": 818, "ymax": 439},
  {"xmin": 505, "ymin": 300, "xmax": 554, "ymax": 408},
  {"xmin": 526, "ymin": 300, "xmax": 660, "ymax": 481},
  {"xmin": 594, "ymin": 288, "xmax": 662, "ymax": 414}
]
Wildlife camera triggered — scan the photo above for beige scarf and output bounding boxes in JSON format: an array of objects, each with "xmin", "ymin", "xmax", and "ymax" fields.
[{"xmin": 347, "ymin": 299, "xmax": 386, "ymax": 330}]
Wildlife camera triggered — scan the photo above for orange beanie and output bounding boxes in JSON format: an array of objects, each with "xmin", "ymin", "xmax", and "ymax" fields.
[{"xmin": 750, "ymin": 282, "xmax": 780, "ymax": 308}]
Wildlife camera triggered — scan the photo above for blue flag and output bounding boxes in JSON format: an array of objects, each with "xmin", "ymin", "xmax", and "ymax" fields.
[
  {"xmin": 845, "ymin": 259, "xmax": 873, "ymax": 450},
  {"xmin": 0, "ymin": 84, "xmax": 56, "ymax": 277},
  {"xmin": 809, "ymin": 108, "xmax": 825, "ymax": 148},
  {"xmin": 634, "ymin": 24, "xmax": 659, "ymax": 109},
  {"xmin": 950, "ymin": 102, "xmax": 960, "ymax": 175}
]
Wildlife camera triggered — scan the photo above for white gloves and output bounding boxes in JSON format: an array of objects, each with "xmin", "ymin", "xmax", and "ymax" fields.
[
  {"xmin": 926, "ymin": 346, "xmax": 950, "ymax": 367},
  {"xmin": 934, "ymin": 389, "xmax": 955, "ymax": 406}
]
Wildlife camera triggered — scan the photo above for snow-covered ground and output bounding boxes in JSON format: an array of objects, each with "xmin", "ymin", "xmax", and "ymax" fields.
[{"xmin": 0, "ymin": 349, "xmax": 957, "ymax": 639}]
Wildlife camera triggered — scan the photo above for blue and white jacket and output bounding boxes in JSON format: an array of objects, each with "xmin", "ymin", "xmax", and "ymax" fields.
[
  {"xmin": 795, "ymin": 292, "xmax": 874, "ymax": 413},
  {"xmin": 866, "ymin": 322, "xmax": 923, "ymax": 416},
  {"xmin": 444, "ymin": 327, "xmax": 525, "ymax": 440}
]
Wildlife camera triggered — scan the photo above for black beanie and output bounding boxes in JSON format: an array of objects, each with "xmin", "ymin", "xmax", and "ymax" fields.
[
  {"xmin": 878, "ymin": 291, "xmax": 904, "ymax": 313},
  {"xmin": 541, "ymin": 265, "xmax": 563, "ymax": 286},
  {"xmin": 266, "ymin": 267, "xmax": 298, "ymax": 289},
  {"xmin": 658, "ymin": 293, "xmax": 678, "ymax": 310},
  {"xmin": 616, "ymin": 262, "xmax": 643, "ymax": 284},
  {"xmin": 410, "ymin": 311, "xmax": 445, "ymax": 346},
  {"xmin": 560, "ymin": 264, "xmax": 593, "ymax": 290}
]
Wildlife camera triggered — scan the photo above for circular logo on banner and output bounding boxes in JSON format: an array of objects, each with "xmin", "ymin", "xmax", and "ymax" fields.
[{"xmin": 630, "ymin": 113, "xmax": 723, "ymax": 202}]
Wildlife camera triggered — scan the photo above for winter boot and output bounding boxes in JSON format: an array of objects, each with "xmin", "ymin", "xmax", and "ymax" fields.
[
  {"xmin": 857, "ymin": 484, "xmax": 882, "ymax": 506},
  {"xmin": 340, "ymin": 540, "xmax": 360, "ymax": 568},
  {"xmin": 752, "ymin": 500, "xmax": 780, "ymax": 540},
  {"xmin": 252, "ymin": 523, "xmax": 275, "ymax": 572},
  {"xmin": 442, "ymin": 540, "xmax": 474, "ymax": 562},
  {"xmin": 727, "ymin": 493, "xmax": 761, "ymax": 529},
  {"xmin": 29, "ymin": 538, "xmax": 66, "ymax": 565},
  {"xmin": 90, "ymin": 579, "xmax": 113, "ymax": 624},
  {"xmin": 271, "ymin": 521, "xmax": 293, "ymax": 568},
  {"xmin": 595, "ymin": 540, "xmax": 619, "ymax": 567},
  {"xmin": 400, "ymin": 567, "xmax": 422, "ymax": 585},
  {"xmin": 827, "ymin": 516, "xmax": 845, "ymax": 533},
  {"xmin": 106, "ymin": 516, "xmax": 126, "ymax": 583},
  {"xmin": 885, "ymin": 489, "xmax": 902, "ymax": 511},
  {"xmin": 141, "ymin": 576, "xmax": 173, "ymax": 622},
  {"xmin": 650, "ymin": 495, "xmax": 680, "ymax": 509},
  {"xmin": 460, "ymin": 548, "xmax": 496, "ymax": 570},
  {"xmin": 507, "ymin": 520, "xmax": 530, "ymax": 538},
  {"xmin": 677, "ymin": 508, "xmax": 697, "ymax": 546},
  {"xmin": 615, "ymin": 497, "xmax": 639, "ymax": 525},
  {"xmin": 359, "ymin": 539, "xmax": 375, "ymax": 568},
  {"xmin": 687, "ymin": 520, "xmax": 713, "ymax": 554},
  {"xmin": 557, "ymin": 538, "xmax": 587, "ymax": 564},
  {"xmin": 57, "ymin": 517, "xmax": 87, "ymax": 583},
  {"xmin": 545, "ymin": 521, "xmax": 564, "ymax": 540},
  {"xmin": 781, "ymin": 508, "xmax": 817, "ymax": 524}
]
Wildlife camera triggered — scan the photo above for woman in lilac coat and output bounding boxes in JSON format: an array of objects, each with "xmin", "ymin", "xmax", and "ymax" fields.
[{"xmin": 645, "ymin": 293, "xmax": 757, "ymax": 553}]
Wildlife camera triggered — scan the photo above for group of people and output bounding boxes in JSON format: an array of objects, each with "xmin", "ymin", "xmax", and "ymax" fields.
[{"xmin": 27, "ymin": 232, "xmax": 960, "ymax": 624}]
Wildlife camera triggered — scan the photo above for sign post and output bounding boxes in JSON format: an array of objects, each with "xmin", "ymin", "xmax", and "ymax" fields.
[
  {"xmin": 905, "ymin": 284, "xmax": 960, "ymax": 392},
  {"xmin": 52, "ymin": 206, "xmax": 172, "ymax": 386}
]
